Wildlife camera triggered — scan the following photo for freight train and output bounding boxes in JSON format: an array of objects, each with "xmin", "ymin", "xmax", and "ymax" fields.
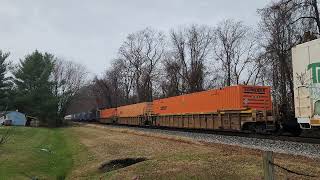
[
  {"xmin": 68, "ymin": 85, "xmax": 277, "ymax": 133},
  {"xmin": 67, "ymin": 38, "xmax": 320, "ymax": 135}
]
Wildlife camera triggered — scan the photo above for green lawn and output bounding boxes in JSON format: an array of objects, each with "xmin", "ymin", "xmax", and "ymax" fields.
[
  {"xmin": 1, "ymin": 125, "xmax": 320, "ymax": 179},
  {"xmin": 0, "ymin": 126, "xmax": 88, "ymax": 180}
]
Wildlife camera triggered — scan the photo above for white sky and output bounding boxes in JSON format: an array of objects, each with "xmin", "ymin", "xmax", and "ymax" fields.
[{"xmin": 0, "ymin": 0, "xmax": 270, "ymax": 77}]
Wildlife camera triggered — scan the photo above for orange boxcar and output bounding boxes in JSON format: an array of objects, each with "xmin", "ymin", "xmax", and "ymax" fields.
[
  {"xmin": 100, "ymin": 108, "xmax": 117, "ymax": 119},
  {"xmin": 117, "ymin": 102, "xmax": 152, "ymax": 117},
  {"xmin": 152, "ymin": 85, "xmax": 272, "ymax": 116}
]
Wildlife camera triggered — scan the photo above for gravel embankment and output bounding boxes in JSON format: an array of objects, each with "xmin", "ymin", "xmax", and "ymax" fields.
[{"xmin": 89, "ymin": 124, "xmax": 320, "ymax": 159}]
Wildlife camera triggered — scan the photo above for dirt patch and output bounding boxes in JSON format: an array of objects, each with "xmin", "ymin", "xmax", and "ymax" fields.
[{"xmin": 99, "ymin": 158, "xmax": 147, "ymax": 172}]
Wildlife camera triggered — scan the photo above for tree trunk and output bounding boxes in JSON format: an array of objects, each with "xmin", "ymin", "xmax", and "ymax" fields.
[
  {"xmin": 312, "ymin": 0, "xmax": 320, "ymax": 34},
  {"xmin": 227, "ymin": 61, "xmax": 231, "ymax": 86}
]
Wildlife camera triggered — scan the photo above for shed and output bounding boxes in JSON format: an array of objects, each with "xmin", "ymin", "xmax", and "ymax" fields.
[{"xmin": 0, "ymin": 111, "xmax": 27, "ymax": 126}]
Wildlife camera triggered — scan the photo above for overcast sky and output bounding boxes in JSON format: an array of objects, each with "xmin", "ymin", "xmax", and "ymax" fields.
[{"xmin": 1, "ymin": 0, "xmax": 270, "ymax": 77}]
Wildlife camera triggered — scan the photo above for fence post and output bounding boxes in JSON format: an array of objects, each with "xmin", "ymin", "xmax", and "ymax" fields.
[{"xmin": 263, "ymin": 151, "xmax": 274, "ymax": 180}]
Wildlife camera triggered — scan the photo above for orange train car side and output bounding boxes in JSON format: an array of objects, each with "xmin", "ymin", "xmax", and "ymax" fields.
[
  {"xmin": 100, "ymin": 108, "xmax": 117, "ymax": 118},
  {"xmin": 116, "ymin": 102, "xmax": 152, "ymax": 125},
  {"xmin": 117, "ymin": 102, "xmax": 152, "ymax": 117},
  {"xmin": 152, "ymin": 85, "xmax": 272, "ymax": 116},
  {"xmin": 97, "ymin": 85, "xmax": 274, "ymax": 131},
  {"xmin": 99, "ymin": 108, "xmax": 117, "ymax": 123},
  {"xmin": 99, "ymin": 103, "xmax": 152, "ymax": 125}
]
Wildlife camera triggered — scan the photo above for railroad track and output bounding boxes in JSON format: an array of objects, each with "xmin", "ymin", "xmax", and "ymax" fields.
[{"xmin": 80, "ymin": 122, "xmax": 320, "ymax": 145}]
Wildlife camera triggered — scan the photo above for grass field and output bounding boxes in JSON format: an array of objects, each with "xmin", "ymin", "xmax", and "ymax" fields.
[
  {"xmin": 69, "ymin": 124, "xmax": 320, "ymax": 180},
  {"xmin": 0, "ymin": 124, "xmax": 320, "ymax": 179},
  {"xmin": 0, "ymin": 126, "xmax": 88, "ymax": 179}
]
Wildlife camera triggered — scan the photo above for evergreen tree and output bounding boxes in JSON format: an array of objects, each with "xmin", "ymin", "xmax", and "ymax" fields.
[
  {"xmin": 13, "ymin": 50, "xmax": 57, "ymax": 126},
  {"xmin": 0, "ymin": 50, "xmax": 12, "ymax": 111}
]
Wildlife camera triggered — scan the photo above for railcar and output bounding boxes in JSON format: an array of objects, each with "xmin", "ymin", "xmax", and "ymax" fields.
[
  {"xmin": 151, "ymin": 85, "xmax": 273, "ymax": 132},
  {"xmin": 73, "ymin": 113, "xmax": 80, "ymax": 121},
  {"xmin": 116, "ymin": 102, "xmax": 152, "ymax": 126},
  {"xmin": 292, "ymin": 38, "xmax": 320, "ymax": 129},
  {"xmin": 100, "ymin": 108, "xmax": 117, "ymax": 124},
  {"xmin": 87, "ymin": 110, "xmax": 98, "ymax": 122},
  {"xmin": 71, "ymin": 109, "xmax": 99, "ymax": 122}
]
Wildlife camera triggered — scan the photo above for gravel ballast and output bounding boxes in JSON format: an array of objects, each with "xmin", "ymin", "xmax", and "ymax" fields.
[{"xmin": 88, "ymin": 124, "xmax": 320, "ymax": 159}]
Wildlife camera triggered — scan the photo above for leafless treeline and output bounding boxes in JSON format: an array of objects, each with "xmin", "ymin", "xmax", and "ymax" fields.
[
  {"xmin": 52, "ymin": 59, "xmax": 88, "ymax": 119},
  {"xmin": 91, "ymin": 22, "xmax": 260, "ymax": 109},
  {"xmin": 90, "ymin": 0, "xmax": 319, "ymax": 117}
]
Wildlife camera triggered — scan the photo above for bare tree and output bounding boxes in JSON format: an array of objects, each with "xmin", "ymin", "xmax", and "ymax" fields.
[
  {"xmin": 247, "ymin": 52, "xmax": 271, "ymax": 86},
  {"xmin": 91, "ymin": 77, "xmax": 114, "ymax": 108},
  {"xmin": 117, "ymin": 59, "xmax": 135, "ymax": 103},
  {"xmin": 119, "ymin": 28, "xmax": 165, "ymax": 102},
  {"xmin": 169, "ymin": 25, "xmax": 214, "ymax": 93},
  {"xmin": 258, "ymin": 0, "xmax": 304, "ymax": 118},
  {"xmin": 52, "ymin": 59, "xmax": 88, "ymax": 120},
  {"xmin": 280, "ymin": 0, "xmax": 320, "ymax": 35},
  {"xmin": 108, "ymin": 59, "xmax": 134, "ymax": 105},
  {"xmin": 214, "ymin": 19, "xmax": 258, "ymax": 86},
  {"xmin": 66, "ymin": 84, "xmax": 98, "ymax": 114},
  {"xmin": 160, "ymin": 52, "xmax": 183, "ymax": 97},
  {"xmin": 91, "ymin": 58, "xmax": 135, "ymax": 108}
]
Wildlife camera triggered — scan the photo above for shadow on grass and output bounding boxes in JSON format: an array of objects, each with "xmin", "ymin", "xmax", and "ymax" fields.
[{"xmin": 99, "ymin": 158, "xmax": 148, "ymax": 172}]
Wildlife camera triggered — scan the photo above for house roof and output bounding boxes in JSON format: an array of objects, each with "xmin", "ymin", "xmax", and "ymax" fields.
[{"xmin": 0, "ymin": 111, "xmax": 25, "ymax": 116}]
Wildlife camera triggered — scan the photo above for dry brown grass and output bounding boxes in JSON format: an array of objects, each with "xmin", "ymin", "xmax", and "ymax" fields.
[{"xmin": 67, "ymin": 124, "xmax": 320, "ymax": 180}]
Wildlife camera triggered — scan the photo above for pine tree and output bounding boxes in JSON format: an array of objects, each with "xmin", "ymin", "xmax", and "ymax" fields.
[
  {"xmin": 13, "ymin": 50, "xmax": 57, "ymax": 126},
  {"xmin": 0, "ymin": 50, "xmax": 12, "ymax": 111}
]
